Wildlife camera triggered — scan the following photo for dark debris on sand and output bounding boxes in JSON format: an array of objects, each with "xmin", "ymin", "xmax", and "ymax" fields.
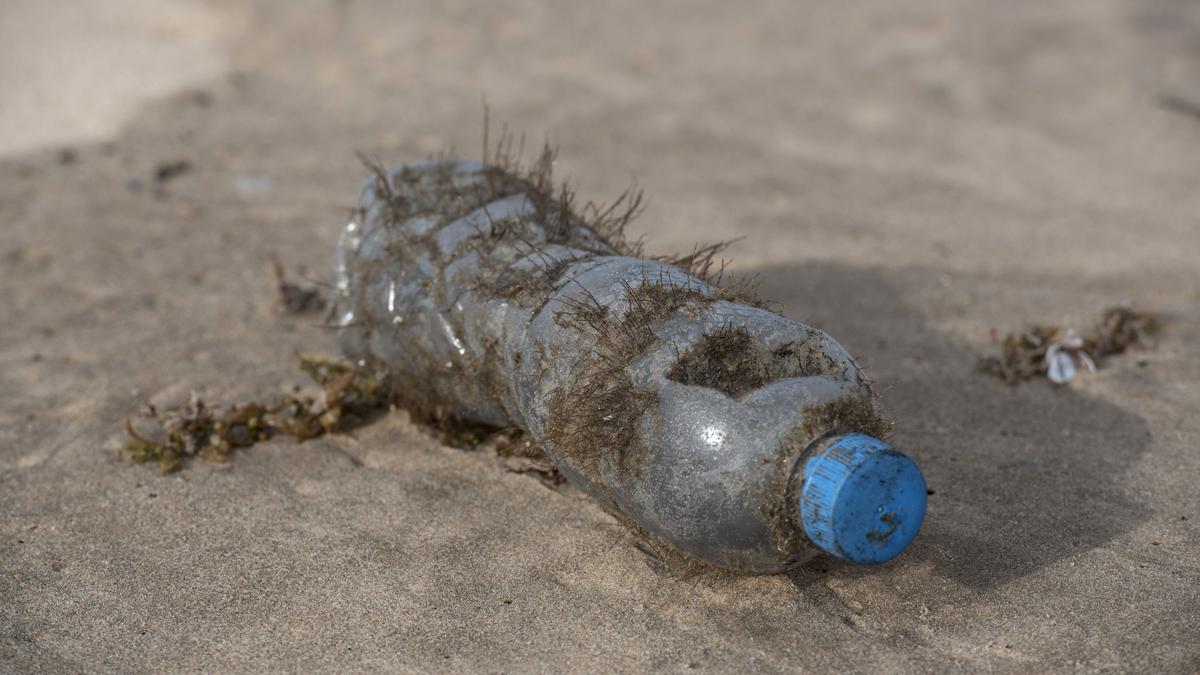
[
  {"xmin": 272, "ymin": 259, "xmax": 327, "ymax": 314},
  {"xmin": 979, "ymin": 306, "xmax": 1160, "ymax": 384},
  {"xmin": 121, "ymin": 356, "xmax": 389, "ymax": 473},
  {"xmin": 120, "ymin": 355, "xmax": 564, "ymax": 485}
]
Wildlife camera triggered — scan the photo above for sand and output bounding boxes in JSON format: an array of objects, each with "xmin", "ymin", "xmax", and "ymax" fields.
[
  {"xmin": 2, "ymin": 0, "xmax": 1198, "ymax": 671},
  {"xmin": 0, "ymin": 0, "xmax": 231, "ymax": 158}
]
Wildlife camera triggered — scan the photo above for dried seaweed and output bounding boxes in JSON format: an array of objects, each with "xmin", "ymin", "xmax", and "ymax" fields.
[
  {"xmin": 546, "ymin": 278, "xmax": 714, "ymax": 480},
  {"xmin": 800, "ymin": 396, "xmax": 892, "ymax": 442},
  {"xmin": 979, "ymin": 306, "xmax": 1161, "ymax": 384},
  {"xmin": 666, "ymin": 324, "xmax": 837, "ymax": 399},
  {"xmin": 477, "ymin": 117, "xmax": 775, "ymax": 311},
  {"xmin": 121, "ymin": 356, "xmax": 389, "ymax": 473},
  {"xmin": 121, "ymin": 354, "xmax": 565, "ymax": 486}
]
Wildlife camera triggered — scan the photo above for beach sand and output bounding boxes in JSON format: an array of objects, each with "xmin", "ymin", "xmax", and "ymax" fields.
[{"xmin": 2, "ymin": 1, "xmax": 1198, "ymax": 670}]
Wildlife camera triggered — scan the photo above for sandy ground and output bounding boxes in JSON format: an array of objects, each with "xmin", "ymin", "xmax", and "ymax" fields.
[
  {"xmin": 0, "ymin": 0, "xmax": 230, "ymax": 158},
  {"xmin": 2, "ymin": 0, "xmax": 1199, "ymax": 671}
]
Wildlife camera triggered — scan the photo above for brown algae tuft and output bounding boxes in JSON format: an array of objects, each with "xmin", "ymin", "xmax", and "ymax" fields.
[
  {"xmin": 121, "ymin": 356, "xmax": 389, "ymax": 473},
  {"xmin": 979, "ymin": 306, "xmax": 1161, "ymax": 384},
  {"xmin": 800, "ymin": 396, "xmax": 892, "ymax": 442},
  {"xmin": 546, "ymin": 279, "xmax": 714, "ymax": 479},
  {"xmin": 666, "ymin": 325, "xmax": 835, "ymax": 399},
  {"xmin": 121, "ymin": 355, "xmax": 562, "ymax": 480}
]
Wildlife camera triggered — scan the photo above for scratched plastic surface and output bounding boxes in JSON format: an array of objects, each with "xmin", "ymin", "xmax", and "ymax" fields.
[{"xmin": 331, "ymin": 158, "xmax": 926, "ymax": 572}]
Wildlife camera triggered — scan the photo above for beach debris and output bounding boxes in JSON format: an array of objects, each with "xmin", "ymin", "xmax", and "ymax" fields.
[
  {"xmin": 120, "ymin": 355, "xmax": 540, "ymax": 475},
  {"xmin": 272, "ymin": 259, "xmax": 326, "ymax": 314},
  {"xmin": 1044, "ymin": 329, "xmax": 1096, "ymax": 384},
  {"xmin": 979, "ymin": 306, "xmax": 1160, "ymax": 384},
  {"xmin": 153, "ymin": 159, "xmax": 191, "ymax": 185},
  {"xmin": 326, "ymin": 146, "xmax": 926, "ymax": 572},
  {"xmin": 120, "ymin": 355, "xmax": 388, "ymax": 473}
]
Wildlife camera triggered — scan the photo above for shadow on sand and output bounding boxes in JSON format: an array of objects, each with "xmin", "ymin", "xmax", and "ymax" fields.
[{"xmin": 751, "ymin": 261, "xmax": 1152, "ymax": 592}]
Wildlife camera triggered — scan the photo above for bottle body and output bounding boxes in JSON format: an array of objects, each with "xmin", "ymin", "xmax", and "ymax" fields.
[{"xmin": 332, "ymin": 158, "xmax": 923, "ymax": 572}]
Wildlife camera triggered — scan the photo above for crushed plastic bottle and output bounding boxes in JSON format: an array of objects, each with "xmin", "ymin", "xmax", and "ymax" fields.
[{"xmin": 331, "ymin": 156, "xmax": 927, "ymax": 573}]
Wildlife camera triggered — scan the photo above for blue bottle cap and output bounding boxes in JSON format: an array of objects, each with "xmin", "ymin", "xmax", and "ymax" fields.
[{"xmin": 798, "ymin": 434, "xmax": 927, "ymax": 564}]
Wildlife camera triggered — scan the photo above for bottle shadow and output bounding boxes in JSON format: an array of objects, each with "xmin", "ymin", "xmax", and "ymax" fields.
[{"xmin": 752, "ymin": 262, "xmax": 1153, "ymax": 592}]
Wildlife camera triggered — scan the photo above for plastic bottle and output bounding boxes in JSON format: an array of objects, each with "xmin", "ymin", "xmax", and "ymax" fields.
[{"xmin": 331, "ymin": 156, "xmax": 926, "ymax": 573}]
